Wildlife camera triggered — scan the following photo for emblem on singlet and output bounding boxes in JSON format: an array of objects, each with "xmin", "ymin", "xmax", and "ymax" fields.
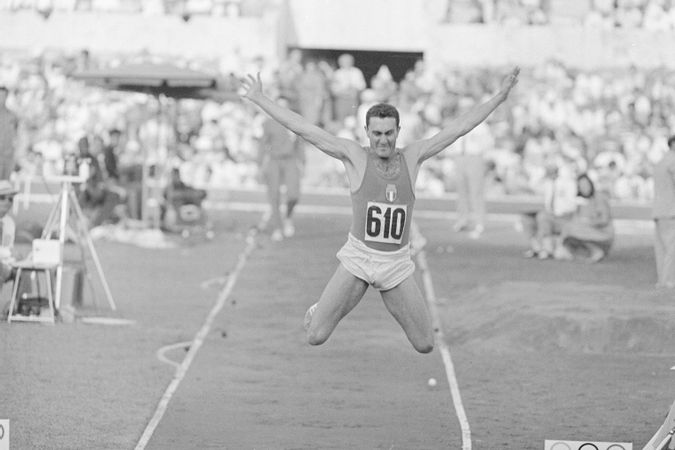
[
  {"xmin": 364, "ymin": 201, "xmax": 407, "ymax": 244},
  {"xmin": 385, "ymin": 184, "xmax": 397, "ymax": 203}
]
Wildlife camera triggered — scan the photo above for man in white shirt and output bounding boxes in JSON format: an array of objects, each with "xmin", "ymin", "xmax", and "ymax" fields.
[
  {"xmin": 652, "ymin": 135, "xmax": 675, "ymax": 288},
  {"xmin": 330, "ymin": 54, "xmax": 366, "ymax": 123},
  {"xmin": 522, "ymin": 162, "xmax": 577, "ymax": 259},
  {"xmin": 452, "ymin": 120, "xmax": 494, "ymax": 239}
]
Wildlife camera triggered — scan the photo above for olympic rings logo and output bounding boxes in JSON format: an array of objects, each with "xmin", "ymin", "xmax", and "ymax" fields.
[
  {"xmin": 0, "ymin": 423, "xmax": 4, "ymax": 440},
  {"xmin": 547, "ymin": 442, "xmax": 630, "ymax": 450}
]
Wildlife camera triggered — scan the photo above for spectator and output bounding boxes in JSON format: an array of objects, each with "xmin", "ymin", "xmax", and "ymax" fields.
[
  {"xmin": 162, "ymin": 167, "xmax": 208, "ymax": 232},
  {"xmin": 278, "ymin": 49, "xmax": 303, "ymax": 112},
  {"xmin": 522, "ymin": 161, "xmax": 577, "ymax": 259},
  {"xmin": 452, "ymin": 120, "xmax": 494, "ymax": 239},
  {"xmin": 0, "ymin": 86, "xmax": 18, "ymax": 180},
  {"xmin": 370, "ymin": 65, "xmax": 397, "ymax": 103},
  {"xmin": 652, "ymin": 135, "xmax": 675, "ymax": 288},
  {"xmin": 256, "ymin": 96, "xmax": 305, "ymax": 241},
  {"xmin": 297, "ymin": 60, "xmax": 329, "ymax": 126},
  {"xmin": 559, "ymin": 173, "xmax": 615, "ymax": 262},
  {"xmin": 77, "ymin": 135, "xmax": 125, "ymax": 228},
  {"xmin": 0, "ymin": 180, "xmax": 18, "ymax": 284},
  {"xmin": 329, "ymin": 53, "xmax": 366, "ymax": 123},
  {"xmin": 103, "ymin": 128, "xmax": 122, "ymax": 181}
]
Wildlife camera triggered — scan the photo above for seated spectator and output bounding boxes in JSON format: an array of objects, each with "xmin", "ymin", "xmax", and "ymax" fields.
[
  {"xmin": 162, "ymin": 167, "xmax": 207, "ymax": 232},
  {"xmin": 558, "ymin": 173, "xmax": 614, "ymax": 262}
]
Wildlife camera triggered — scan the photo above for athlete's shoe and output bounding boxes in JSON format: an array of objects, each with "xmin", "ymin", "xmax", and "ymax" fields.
[
  {"xmin": 271, "ymin": 229, "xmax": 284, "ymax": 241},
  {"xmin": 283, "ymin": 219, "xmax": 295, "ymax": 238},
  {"xmin": 303, "ymin": 303, "xmax": 318, "ymax": 331}
]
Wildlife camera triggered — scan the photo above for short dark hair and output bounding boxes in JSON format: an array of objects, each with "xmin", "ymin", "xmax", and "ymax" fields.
[
  {"xmin": 668, "ymin": 135, "xmax": 675, "ymax": 149},
  {"xmin": 365, "ymin": 103, "xmax": 400, "ymax": 128},
  {"xmin": 0, "ymin": 86, "xmax": 7, "ymax": 94}
]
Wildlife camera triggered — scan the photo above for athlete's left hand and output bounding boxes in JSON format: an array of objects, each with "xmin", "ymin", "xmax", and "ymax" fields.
[{"xmin": 500, "ymin": 66, "xmax": 520, "ymax": 96}]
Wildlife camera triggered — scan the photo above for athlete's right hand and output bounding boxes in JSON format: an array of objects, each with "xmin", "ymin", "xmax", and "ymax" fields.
[{"xmin": 240, "ymin": 72, "xmax": 264, "ymax": 101}]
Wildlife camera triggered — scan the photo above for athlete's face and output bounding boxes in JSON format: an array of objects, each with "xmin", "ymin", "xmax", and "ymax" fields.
[{"xmin": 365, "ymin": 117, "xmax": 399, "ymax": 159}]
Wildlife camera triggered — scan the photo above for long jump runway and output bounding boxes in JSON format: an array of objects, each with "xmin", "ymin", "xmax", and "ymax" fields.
[
  {"xmin": 143, "ymin": 211, "xmax": 455, "ymax": 449},
  {"xmin": 141, "ymin": 207, "xmax": 675, "ymax": 449}
]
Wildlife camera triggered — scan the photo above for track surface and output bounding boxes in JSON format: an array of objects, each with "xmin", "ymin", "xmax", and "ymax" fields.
[{"xmin": 1, "ymin": 208, "xmax": 674, "ymax": 449}]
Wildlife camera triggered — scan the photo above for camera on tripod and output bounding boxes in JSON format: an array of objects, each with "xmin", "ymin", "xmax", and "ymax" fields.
[{"xmin": 49, "ymin": 153, "xmax": 89, "ymax": 184}]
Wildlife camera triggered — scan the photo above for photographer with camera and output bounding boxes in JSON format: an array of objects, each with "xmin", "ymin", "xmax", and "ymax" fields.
[{"xmin": 76, "ymin": 134, "xmax": 126, "ymax": 228}]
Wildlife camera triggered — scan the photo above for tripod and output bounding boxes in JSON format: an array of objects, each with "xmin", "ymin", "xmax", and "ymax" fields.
[{"xmin": 42, "ymin": 177, "xmax": 116, "ymax": 312}]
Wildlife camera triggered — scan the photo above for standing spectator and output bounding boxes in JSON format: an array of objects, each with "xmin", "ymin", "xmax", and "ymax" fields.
[
  {"xmin": 329, "ymin": 53, "xmax": 366, "ymax": 123},
  {"xmin": 278, "ymin": 49, "xmax": 303, "ymax": 112},
  {"xmin": 452, "ymin": 120, "xmax": 494, "ymax": 239},
  {"xmin": 0, "ymin": 179, "xmax": 19, "ymax": 318},
  {"xmin": 77, "ymin": 135, "xmax": 124, "ymax": 228},
  {"xmin": 103, "ymin": 129, "xmax": 122, "ymax": 181},
  {"xmin": 0, "ymin": 180, "xmax": 18, "ymax": 284},
  {"xmin": 257, "ymin": 97, "xmax": 305, "ymax": 241},
  {"xmin": 370, "ymin": 65, "xmax": 397, "ymax": 103},
  {"xmin": 652, "ymin": 135, "xmax": 675, "ymax": 288},
  {"xmin": 0, "ymin": 86, "xmax": 18, "ymax": 180},
  {"xmin": 297, "ymin": 60, "xmax": 329, "ymax": 126},
  {"xmin": 317, "ymin": 60, "xmax": 336, "ymax": 125}
]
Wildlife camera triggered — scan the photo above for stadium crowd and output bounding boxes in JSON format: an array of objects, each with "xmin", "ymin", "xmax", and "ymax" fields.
[
  {"xmin": 442, "ymin": 0, "xmax": 675, "ymax": 28},
  {"xmin": 0, "ymin": 47, "xmax": 671, "ymax": 215},
  {"xmin": 0, "ymin": 0, "xmax": 271, "ymax": 17},
  {"xmin": 5, "ymin": 0, "xmax": 675, "ymax": 29}
]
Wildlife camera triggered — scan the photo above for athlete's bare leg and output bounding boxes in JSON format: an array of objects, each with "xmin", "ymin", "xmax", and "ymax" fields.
[
  {"xmin": 306, "ymin": 264, "xmax": 369, "ymax": 346},
  {"xmin": 380, "ymin": 277, "xmax": 434, "ymax": 353}
]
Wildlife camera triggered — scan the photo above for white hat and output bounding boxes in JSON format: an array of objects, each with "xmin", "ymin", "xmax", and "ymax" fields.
[{"xmin": 0, "ymin": 180, "xmax": 18, "ymax": 196}]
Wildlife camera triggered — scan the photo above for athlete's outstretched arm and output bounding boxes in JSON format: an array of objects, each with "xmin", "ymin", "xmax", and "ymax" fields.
[
  {"xmin": 411, "ymin": 67, "xmax": 520, "ymax": 162},
  {"xmin": 241, "ymin": 73, "xmax": 356, "ymax": 160}
]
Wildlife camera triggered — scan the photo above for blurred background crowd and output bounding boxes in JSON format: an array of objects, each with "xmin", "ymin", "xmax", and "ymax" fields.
[
  {"xmin": 0, "ymin": 0, "xmax": 674, "ymax": 236},
  {"xmin": 1, "ymin": 45, "xmax": 671, "ymax": 205}
]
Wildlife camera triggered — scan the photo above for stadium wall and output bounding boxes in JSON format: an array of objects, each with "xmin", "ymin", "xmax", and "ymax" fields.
[
  {"xmin": 426, "ymin": 24, "xmax": 675, "ymax": 70},
  {"xmin": 284, "ymin": 0, "xmax": 430, "ymax": 52},
  {"xmin": 2, "ymin": 8, "xmax": 675, "ymax": 70},
  {"xmin": 0, "ymin": 10, "xmax": 279, "ymax": 61}
]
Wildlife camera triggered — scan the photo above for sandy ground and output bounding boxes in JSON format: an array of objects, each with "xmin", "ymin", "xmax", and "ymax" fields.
[{"xmin": 1, "ymin": 208, "xmax": 674, "ymax": 450}]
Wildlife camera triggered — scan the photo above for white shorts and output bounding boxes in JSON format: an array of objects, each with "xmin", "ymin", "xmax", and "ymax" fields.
[{"xmin": 336, "ymin": 233, "xmax": 415, "ymax": 291}]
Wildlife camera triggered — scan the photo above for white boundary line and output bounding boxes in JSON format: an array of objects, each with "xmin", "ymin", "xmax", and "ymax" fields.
[
  {"xmin": 416, "ymin": 245, "xmax": 472, "ymax": 450},
  {"xmin": 134, "ymin": 228, "xmax": 258, "ymax": 450}
]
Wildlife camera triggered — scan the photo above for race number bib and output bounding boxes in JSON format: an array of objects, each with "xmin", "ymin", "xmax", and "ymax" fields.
[{"xmin": 364, "ymin": 202, "xmax": 407, "ymax": 244}]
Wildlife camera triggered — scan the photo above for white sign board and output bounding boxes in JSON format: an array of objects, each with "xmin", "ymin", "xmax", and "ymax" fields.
[
  {"xmin": 545, "ymin": 440, "xmax": 632, "ymax": 450},
  {"xmin": 0, "ymin": 419, "xmax": 9, "ymax": 450}
]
